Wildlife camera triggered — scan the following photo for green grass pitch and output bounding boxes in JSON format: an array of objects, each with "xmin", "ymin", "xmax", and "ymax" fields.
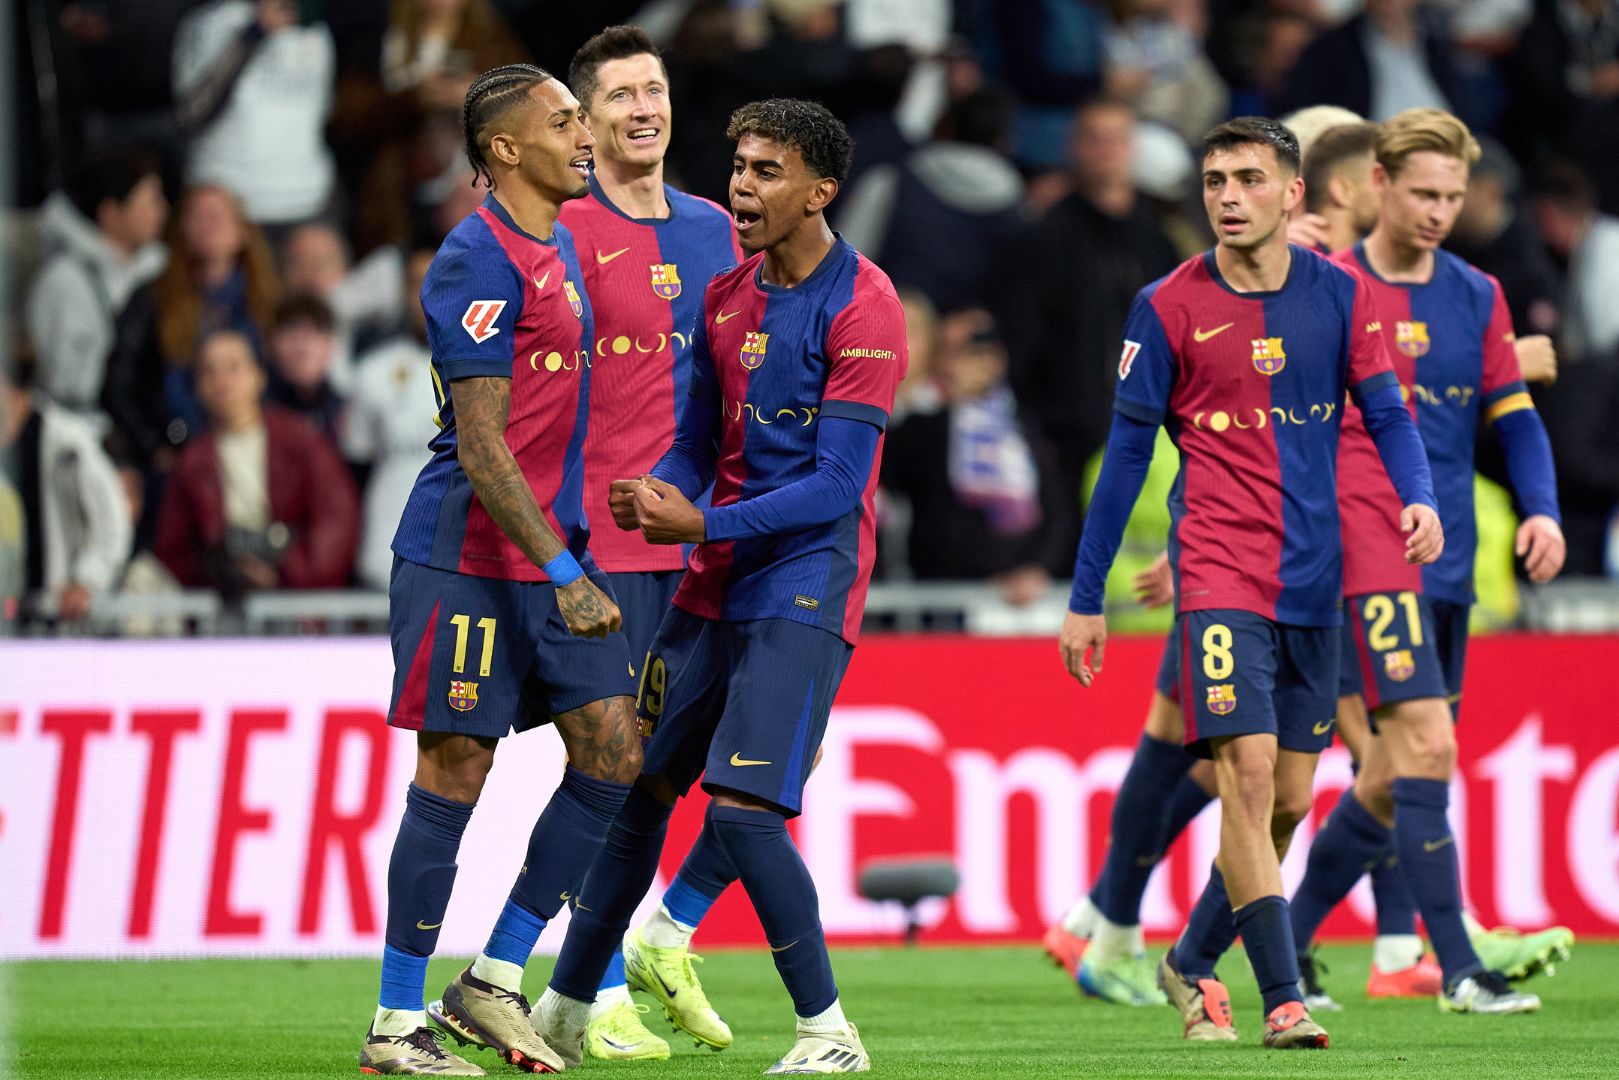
[{"xmin": 7, "ymin": 942, "xmax": 1615, "ymax": 1079}]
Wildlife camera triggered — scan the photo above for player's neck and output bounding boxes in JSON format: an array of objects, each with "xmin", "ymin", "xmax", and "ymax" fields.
[
  {"xmin": 1322, "ymin": 208, "xmax": 1363, "ymax": 255},
  {"xmin": 1363, "ymin": 226, "xmax": 1434, "ymax": 284},
  {"xmin": 594, "ymin": 158, "xmax": 668, "ymax": 220},
  {"xmin": 491, "ymin": 183, "xmax": 561, "ymax": 241},
  {"xmin": 1214, "ymin": 235, "xmax": 1292, "ymax": 293},
  {"xmin": 761, "ymin": 218, "xmax": 836, "ymax": 288}
]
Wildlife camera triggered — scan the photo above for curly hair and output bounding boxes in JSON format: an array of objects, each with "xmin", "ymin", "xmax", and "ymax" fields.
[
  {"xmin": 726, "ymin": 99, "xmax": 853, "ymax": 185},
  {"xmin": 569, "ymin": 25, "xmax": 664, "ymax": 112},
  {"xmin": 462, "ymin": 63, "xmax": 552, "ymax": 189},
  {"xmin": 1202, "ymin": 116, "xmax": 1302, "ymax": 175}
]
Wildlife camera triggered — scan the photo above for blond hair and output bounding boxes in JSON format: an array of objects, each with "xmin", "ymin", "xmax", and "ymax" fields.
[{"xmin": 1376, "ymin": 108, "xmax": 1481, "ymax": 178}]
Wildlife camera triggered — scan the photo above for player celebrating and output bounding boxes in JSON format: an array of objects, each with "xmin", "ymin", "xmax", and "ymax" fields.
[
  {"xmin": 360, "ymin": 65, "xmax": 642, "ymax": 1077},
  {"xmin": 552, "ymin": 26, "xmax": 743, "ymax": 1062},
  {"xmin": 1287, "ymin": 108, "xmax": 1565, "ymax": 1014},
  {"xmin": 531, "ymin": 98, "xmax": 906, "ymax": 1075},
  {"xmin": 1061, "ymin": 117, "xmax": 1441, "ymax": 1050}
]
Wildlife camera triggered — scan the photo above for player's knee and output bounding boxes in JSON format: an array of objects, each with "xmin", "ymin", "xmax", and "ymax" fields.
[
  {"xmin": 414, "ymin": 733, "xmax": 497, "ymax": 802},
  {"xmin": 1271, "ymin": 789, "xmax": 1314, "ymax": 837},
  {"xmin": 1405, "ymin": 720, "xmax": 1457, "ymax": 780}
]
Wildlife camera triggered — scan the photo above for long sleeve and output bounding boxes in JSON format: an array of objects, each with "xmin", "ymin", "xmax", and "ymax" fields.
[
  {"xmin": 1355, "ymin": 381, "xmax": 1437, "ymax": 511},
  {"xmin": 1068, "ymin": 410, "xmax": 1159, "ymax": 614},
  {"xmin": 53, "ymin": 416, "xmax": 132, "ymax": 591},
  {"xmin": 649, "ymin": 384, "xmax": 721, "ymax": 501},
  {"xmin": 702, "ymin": 416, "xmax": 880, "ymax": 542},
  {"xmin": 1491, "ymin": 407, "xmax": 1560, "ymax": 521}
]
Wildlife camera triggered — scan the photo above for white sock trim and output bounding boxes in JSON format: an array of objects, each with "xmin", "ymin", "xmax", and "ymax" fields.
[
  {"xmin": 1090, "ymin": 914, "xmax": 1139, "ymax": 964},
  {"xmin": 1373, "ymin": 933, "xmax": 1425, "ymax": 973},
  {"xmin": 642, "ymin": 904, "xmax": 697, "ymax": 949},
  {"xmin": 1061, "ymin": 895, "xmax": 1099, "ymax": 939},
  {"xmin": 798, "ymin": 997, "xmax": 848, "ymax": 1034},
  {"xmin": 540, "ymin": 986, "xmax": 593, "ymax": 1025},
  {"xmin": 373, "ymin": 1005, "xmax": 427, "ymax": 1037},
  {"xmin": 470, "ymin": 953, "xmax": 525, "ymax": 993},
  {"xmin": 588, "ymin": 984, "xmax": 635, "ymax": 1020}
]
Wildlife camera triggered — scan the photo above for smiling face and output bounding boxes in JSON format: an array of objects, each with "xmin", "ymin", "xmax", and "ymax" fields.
[
  {"xmin": 584, "ymin": 53, "xmax": 671, "ymax": 171},
  {"xmin": 1376, "ymin": 149, "xmax": 1469, "ymax": 253},
  {"xmin": 728, "ymin": 132, "xmax": 836, "ymax": 253},
  {"xmin": 489, "ymin": 79, "xmax": 595, "ymax": 202},
  {"xmin": 1202, "ymin": 142, "xmax": 1303, "ymax": 252}
]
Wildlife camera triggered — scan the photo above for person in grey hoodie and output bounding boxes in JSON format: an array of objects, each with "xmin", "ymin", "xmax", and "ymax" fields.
[{"xmin": 25, "ymin": 147, "xmax": 169, "ymax": 421}]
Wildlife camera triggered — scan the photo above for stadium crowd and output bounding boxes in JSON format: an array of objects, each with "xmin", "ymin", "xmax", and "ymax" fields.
[{"xmin": 4, "ymin": 0, "xmax": 1619, "ymax": 626}]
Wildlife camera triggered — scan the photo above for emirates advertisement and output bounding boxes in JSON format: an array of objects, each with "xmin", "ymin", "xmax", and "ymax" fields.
[{"xmin": 2, "ymin": 634, "xmax": 1616, "ymax": 959}]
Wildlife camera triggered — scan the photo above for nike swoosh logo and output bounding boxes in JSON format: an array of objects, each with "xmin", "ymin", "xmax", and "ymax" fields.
[
  {"xmin": 1312, "ymin": 720, "xmax": 1334, "ymax": 735},
  {"xmin": 533, "ymin": 270, "xmax": 551, "ymax": 290},
  {"xmin": 714, "ymin": 310, "xmax": 741, "ymax": 324},
  {"xmin": 652, "ymin": 969, "xmax": 678, "ymax": 998},
  {"xmin": 559, "ymin": 891, "xmax": 571, "ymax": 901},
  {"xmin": 770, "ymin": 940, "xmax": 798, "ymax": 953},
  {"xmin": 730, "ymin": 752, "xmax": 771, "ymax": 767},
  {"xmin": 1423, "ymin": 836, "xmax": 1455, "ymax": 853},
  {"xmin": 596, "ymin": 247, "xmax": 629, "ymax": 265},
  {"xmin": 628, "ymin": 663, "xmax": 636, "ymax": 677},
  {"xmin": 1193, "ymin": 322, "xmax": 1234, "ymax": 342},
  {"xmin": 416, "ymin": 920, "xmax": 443, "ymax": 930}
]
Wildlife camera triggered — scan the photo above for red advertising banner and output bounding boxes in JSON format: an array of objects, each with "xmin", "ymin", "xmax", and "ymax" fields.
[{"xmin": 1, "ymin": 633, "xmax": 1614, "ymax": 958}]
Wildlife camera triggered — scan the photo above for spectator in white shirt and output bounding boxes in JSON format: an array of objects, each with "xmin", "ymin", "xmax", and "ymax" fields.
[{"xmin": 1534, "ymin": 161, "xmax": 1619, "ymax": 364}]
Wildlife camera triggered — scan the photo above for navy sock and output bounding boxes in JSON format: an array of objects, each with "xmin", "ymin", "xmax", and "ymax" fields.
[
  {"xmin": 380, "ymin": 784, "xmax": 475, "ymax": 1009},
  {"xmin": 1370, "ymin": 851, "xmax": 1419, "ymax": 937},
  {"xmin": 710, "ymin": 805, "xmax": 837, "ymax": 1018},
  {"xmin": 483, "ymin": 899, "xmax": 547, "ymax": 968},
  {"xmin": 598, "ymin": 951, "xmax": 627, "ymax": 992},
  {"xmin": 509, "ymin": 767, "xmax": 633, "ymax": 922},
  {"xmin": 1091, "ymin": 735, "xmax": 1195, "ymax": 925},
  {"xmin": 1161, "ymin": 773, "xmax": 1216, "ymax": 849},
  {"xmin": 663, "ymin": 803, "xmax": 738, "ymax": 926},
  {"xmin": 549, "ymin": 786, "xmax": 673, "ymax": 1002},
  {"xmin": 1289, "ymin": 787, "xmax": 1389, "ymax": 950},
  {"xmin": 1169, "ymin": 864, "xmax": 1239, "ymax": 980},
  {"xmin": 1235, "ymin": 895, "xmax": 1304, "ymax": 1014},
  {"xmin": 1392, "ymin": 777, "xmax": 1482, "ymax": 985}
]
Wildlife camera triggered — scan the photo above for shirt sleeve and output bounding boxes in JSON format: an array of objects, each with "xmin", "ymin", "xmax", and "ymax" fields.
[
  {"xmin": 1479, "ymin": 276, "xmax": 1535, "ymax": 424},
  {"xmin": 702, "ymin": 416, "xmax": 880, "ymax": 542},
  {"xmin": 421, "ymin": 250, "xmax": 524, "ymax": 381},
  {"xmin": 649, "ymin": 303, "xmax": 722, "ymax": 500},
  {"xmin": 1111, "ymin": 290, "xmax": 1175, "ymax": 426},
  {"xmin": 1345, "ymin": 271, "xmax": 1400, "ymax": 401},
  {"xmin": 1068, "ymin": 410, "xmax": 1160, "ymax": 614},
  {"xmin": 821, "ymin": 291, "xmax": 908, "ymax": 430}
]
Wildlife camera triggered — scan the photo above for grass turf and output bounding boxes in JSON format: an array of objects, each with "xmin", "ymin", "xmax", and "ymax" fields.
[{"xmin": 6, "ymin": 942, "xmax": 1615, "ymax": 1079}]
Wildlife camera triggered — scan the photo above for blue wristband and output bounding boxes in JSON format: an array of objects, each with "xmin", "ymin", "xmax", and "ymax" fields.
[{"xmin": 542, "ymin": 550, "xmax": 583, "ymax": 587}]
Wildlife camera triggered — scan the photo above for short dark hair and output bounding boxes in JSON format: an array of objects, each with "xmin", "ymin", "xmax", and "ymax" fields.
[
  {"xmin": 1531, "ymin": 160, "xmax": 1595, "ymax": 214},
  {"xmin": 937, "ymin": 88, "xmax": 1014, "ymax": 148},
  {"xmin": 273, "ymin": 293, "xmax": 336, "ymax": 333},
  {"xmin": 1203, "ymin": 116, "xmax": 1301, "ymax": 175},
  {"xmin": 1303, "ymin": 122, "xmax": 1379, "ymax": 213},
  {"xmin": 462, "ymin": 63, "xmax": 554, "ymax": 189},
  {"xmin": 569, "ymin": 25, "xmax": 665, "ymax": 112},
  {"xmin": 64, "ymin": 145, "xmax": 160, "ymax": 221},
  {"xmin": 727, "ymin": 99, "xmax": 853, "ymax": 185}
]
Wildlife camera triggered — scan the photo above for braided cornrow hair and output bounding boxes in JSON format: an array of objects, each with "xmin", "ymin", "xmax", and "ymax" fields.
[{"xmin": 463, "ymin": 63, "xmax": 552, "ymax": 189}]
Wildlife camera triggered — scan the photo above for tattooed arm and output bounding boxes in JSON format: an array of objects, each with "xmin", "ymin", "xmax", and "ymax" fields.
[{"xmin": 451, "ymin": 376, "xmax": 620, "ymax": 637}]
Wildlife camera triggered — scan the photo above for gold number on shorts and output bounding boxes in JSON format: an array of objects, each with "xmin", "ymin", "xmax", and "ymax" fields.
[
  {"xmin": 449, "ymin": 613, "xmax": 498, "ymax": 676},
  {"xmin": 1202, "ymin": 623, "xmax": 1235, "ymax": 680},
  {"xmin": 1365, "ymin": 592, "xmax": 1421, "ymax": 652},
  {"xmin": 636, "ymin": 652, "xmax": 667, "ymax": 718}
]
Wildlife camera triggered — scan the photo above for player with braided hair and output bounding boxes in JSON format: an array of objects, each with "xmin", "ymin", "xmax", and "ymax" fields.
[{"xmin": 359, "ymin": 65, "xmax": 641, "ymax": 1076}]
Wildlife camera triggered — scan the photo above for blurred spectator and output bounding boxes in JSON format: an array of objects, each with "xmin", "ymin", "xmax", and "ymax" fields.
[
  {"xmin": 26, "ymin": 147, "xmax": 169, "ymax": 419},
  {"xmin": 1535, "ymin": 346, "xmax": 1619, "ymax": 575},
  {"xmin": 1, "ymin": 356, "xmax": 133, "ymax": 624},
  {"xmin": 1281, "ymin": 103, "xmax": 1368, "ymax": 157},
  {"xmin": 881, "ymin": 310, "xmax": 1066, "ymax": 600},
  {"xmin": 1102, "ymin": 0, "xmax": 1229, "ymax": 143},
  {"xmin": 847, "ymin": 0, "xmax": 954, "ymax": 140},
  {"xmin": 52, "ymin": 1, "xmax": 194, "ymax": 169},
  {"xmin": 1226, "ymin": 10, "xmax": 1324, "ymax": 118},
  {"xmin": 265, "ymin": 295, "xmax": 345, "ymax": 443},
  {"xmin": 1446, "ymin": 137, "xmax": 1562, "ymax": 338},
  {"xmin": 837, "ymin": 89, "xmax": 1026, "ymax": 312},
  {"xmin": 154, "ymin": 184, "xmax": 281, "ymax": 436},
  {"xmin": 155, "ymin": 330, "xmax": 359, "ymax": 597},
  {"xmin": 1532, "ymin": 161, "xmax": 1619, "ymax": 364},
  {"xmin": 341, "ymin": 249, "xmax": 437, "ymax": 591},
  {"xmin": 1282, "ymin": 0, "xmax": 1474, "ymax": 126},
  {"xmin": 988, "ymin": 0, "xmax": 1108, "ymax": 170},
  {"xmin": 1507, "ymin": 0, "xmax": 1619, "ymax": 214},
  {"xmin": 280, "ymin": 223, "xmax": 405, "ymax": 388},
  {"xmin": 894, "ymin": 288, "xmax": 944, "ymax": 419},
  {"xmin": 173, "ymin": 0, "xmax": 337, "ymax": 231},
  {"xmin": 992, "ymin": 98, "xmax": 1179, "ymax": 568}
]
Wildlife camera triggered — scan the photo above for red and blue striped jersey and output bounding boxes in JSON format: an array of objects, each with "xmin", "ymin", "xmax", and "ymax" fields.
[
  {"xmin": 559, "ymin": 176, "xmax": 741, "ymax": 572},
  {"xmin": 392, "ymin": 195, "xmax": 596, "ymax": 582},
  {"xmin": 1335, "ymin": 244, "xmax": 1528, "ymax": 604},
  {"xmin": 673, "ymin": 238, "xmax": 907, "ymax": 644},
  {"xmin": 1116, "ymin": 246, "xmax": 1398, "ymax": 627}
]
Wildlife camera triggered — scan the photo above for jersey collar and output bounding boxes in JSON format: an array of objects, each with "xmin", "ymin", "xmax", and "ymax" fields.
[
  {"xmin": 587, "ymin": 172, "xmax": 678, "ymax": 225},
  {"xmin": 481, "ymin": 193, "xmax": 556, "ymax": 246},
  {"xmin": 753, "ymin": 233, "xmax": 849, "ymax": 295}
]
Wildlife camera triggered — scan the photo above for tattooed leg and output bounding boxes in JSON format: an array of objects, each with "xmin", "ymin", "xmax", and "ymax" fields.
[{"xmin": 554, "ymin": 695, "xmax": 643, "ymax": 783}]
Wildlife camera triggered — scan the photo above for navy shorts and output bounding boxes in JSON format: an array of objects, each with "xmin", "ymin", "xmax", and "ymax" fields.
[
  {"xmin": 387, "ymin": 557, "xmax": 636, "ymax": 737},
  {"xmin": 1154, "ymin": 630, "xmax": 1181, "ymax": 703},
  {"xmin": 607, "ymin": 570, "xmax": 683, "ymax": 679},
  {"xmin": 1174, "ymin": 609, "xmax": 1339, "ymax": 758},
  {"xmin": 1338, "ymin": 591, "xmax": 1449, "ymax": 713},
  {"xmin": 1429, "ymin": 598, "xmax": 1470, "ymax": 719},
  {"xmin": 638, "ymin": 608, "xmax": 853, "ymax": 817}
]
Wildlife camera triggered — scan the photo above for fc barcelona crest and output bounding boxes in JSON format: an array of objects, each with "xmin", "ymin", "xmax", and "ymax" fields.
[
  {"xmin": 1396, "ymin": 320, "xmax": 1430, "ymax": 358},
  {"xmin": 650, "ymin": 263, "xmax": 682, "ymax": 300},
  {"xmin": 1251, "ymin": 337, "xmax": 1287, "ymax": 376},
  {"xmin": 1384, "ymin": 649, "xmax": 1416, "ymax": 682},
  {"xmin": 448, "ymin": 680, "xmax": 479, "ymax": 711},
  {"xmin": 564, "ymin": 281, "xmax": 583, "ymax": 318},
  {"xmin": 741, "ymin": 330, "xmax": 769, "ymax": 370},
  {"xmin": 1206, "ymin": 684, "xmax": 1237, "ymax": 715}
]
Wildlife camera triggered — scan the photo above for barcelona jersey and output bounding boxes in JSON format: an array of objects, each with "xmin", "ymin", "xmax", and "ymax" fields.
[
  {"xmin": 1335, "ymin": 244, "xmax": 1530, "ymax": 604},
  {"xmin": 559, "ymin": 175, "xmax": 740, "ymax": 572},
  {"xmin": 392, "ymin": 195, "xmax": 596, "ymax": 582},
  {"xmin": 673, "ymin": 237, "xmax": 907, "ymax": 644},
  {"xmin": 1114, "ymin": 246, "xmax": 1399, "ymax": 627}
]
